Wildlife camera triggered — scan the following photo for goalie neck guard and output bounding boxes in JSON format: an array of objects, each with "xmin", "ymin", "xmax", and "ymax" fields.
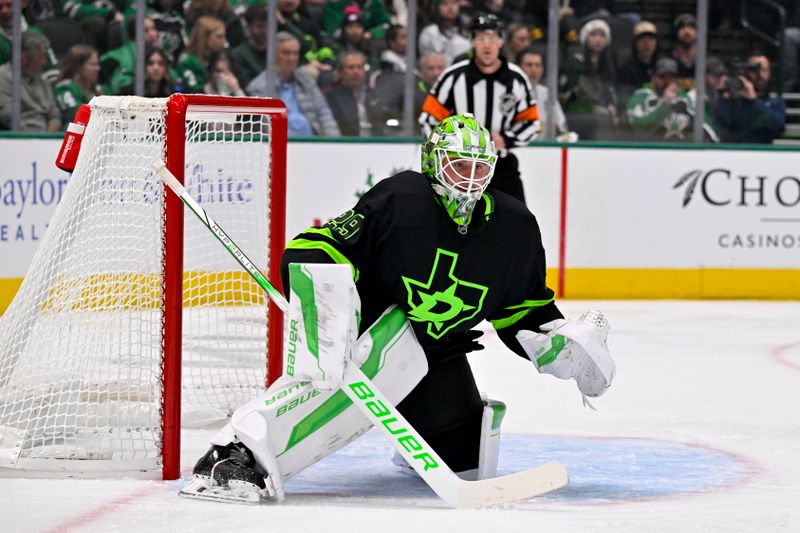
[{"xmin": 421, "ymin": 114, "xmax": 498, "ymax": 227}]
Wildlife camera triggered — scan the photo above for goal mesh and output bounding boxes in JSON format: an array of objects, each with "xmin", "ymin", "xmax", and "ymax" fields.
[{"xmin": 0, "ymin": 95, "xmax": 284, "ymax": 476}]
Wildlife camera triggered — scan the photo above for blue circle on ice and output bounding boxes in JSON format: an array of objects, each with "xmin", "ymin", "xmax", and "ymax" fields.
[{"xmin": 283, "ymin": 430, "xmax": 753, "ymax": 505}]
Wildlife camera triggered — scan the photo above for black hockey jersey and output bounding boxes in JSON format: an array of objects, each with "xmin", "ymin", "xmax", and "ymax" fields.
[{"xmin": 281, "ymin": 171, "xmax": 563, "ymax": 359}]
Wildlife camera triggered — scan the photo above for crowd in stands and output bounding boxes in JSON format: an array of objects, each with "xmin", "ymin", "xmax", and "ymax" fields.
[{"xmin": 0, "ymin": 0, "xmax": 792, "ymax": 144}]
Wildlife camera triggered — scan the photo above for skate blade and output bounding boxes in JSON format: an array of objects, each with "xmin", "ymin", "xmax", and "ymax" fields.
[{"xmin": 178, "ymin": 477, "xmax": 264, "ymax": 505}]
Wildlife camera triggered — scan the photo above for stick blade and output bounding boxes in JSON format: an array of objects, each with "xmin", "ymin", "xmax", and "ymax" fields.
[{"xmin": 456, "ymin": 461, "xmax": 568, "ymax": 508}]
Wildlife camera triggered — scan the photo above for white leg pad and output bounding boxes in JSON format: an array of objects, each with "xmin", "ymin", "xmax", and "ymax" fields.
[
  {"xmin": 477, "ymin": 398, "xmax": 506, "ymax": 480},
  {"xmin": 209, "ymin": 423, "xmax": 236, "ymax": 447},
  {"xmin": 227, "ymin": 306, "xmax": 428, "ymax": 499},
  {"xmin": 285, "ymin": 263, "xmax": 360, "ymax": 390}
]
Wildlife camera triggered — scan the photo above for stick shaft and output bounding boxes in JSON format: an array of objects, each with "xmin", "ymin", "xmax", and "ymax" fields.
[{"xmin": 152, "ymin": 160, "xmax": 288, "ymax": 314}]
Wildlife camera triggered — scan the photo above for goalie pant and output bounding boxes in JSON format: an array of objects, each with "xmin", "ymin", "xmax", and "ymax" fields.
[{"xmin": 280, "ymin": 171, "xmax": 565, "ymax": 472}]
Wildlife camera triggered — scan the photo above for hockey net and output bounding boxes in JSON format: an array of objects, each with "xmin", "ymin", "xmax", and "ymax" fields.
[{"xmin": 0, "ymin": 95, "xmax": 287, "ymax": 478}]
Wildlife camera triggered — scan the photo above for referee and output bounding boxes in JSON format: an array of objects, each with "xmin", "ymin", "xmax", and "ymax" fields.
[{"xmin": 418, "ymin": 14, "xmax": 540, "ymax": 203}]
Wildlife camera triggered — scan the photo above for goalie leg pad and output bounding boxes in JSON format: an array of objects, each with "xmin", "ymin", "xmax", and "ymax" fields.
[
  {"xmin": 394, "ymin": 396, "xmax": 506, "ymax": 481},
  {"xmin": 193, "ymin": 306, "xmax": 428, "ymax": 504},
  {"xmin": 477, "ymin": 397, "xmax": 506, "ymax": 480},
  {"xmin": 284, "ymin": 263, "xmax": 360, "ymax": 390}
]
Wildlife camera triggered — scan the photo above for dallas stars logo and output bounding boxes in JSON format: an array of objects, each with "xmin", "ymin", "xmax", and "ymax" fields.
[{"xmin": 401, "ymin": 249, "xmax": 488, "ymax": 339}]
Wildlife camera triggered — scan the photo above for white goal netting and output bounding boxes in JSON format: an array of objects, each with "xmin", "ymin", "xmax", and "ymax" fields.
[{"xmin": 0, "ymin": 96, "xmax": 280, "ymax": 476}]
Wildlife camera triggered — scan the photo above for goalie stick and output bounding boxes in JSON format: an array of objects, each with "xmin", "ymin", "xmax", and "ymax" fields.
[{"xmin": 152, "ymin": 160, "xmax": 568, "ymax": 508}]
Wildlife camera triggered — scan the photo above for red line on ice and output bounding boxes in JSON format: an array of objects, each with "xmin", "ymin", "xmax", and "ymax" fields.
[
  {"xmin": 771, "ymin": 341, "xmax": 800, "ymax": 371},
  {"xmin": 37, "ymin": 469, "xmax": 192, "ymax": 533}
]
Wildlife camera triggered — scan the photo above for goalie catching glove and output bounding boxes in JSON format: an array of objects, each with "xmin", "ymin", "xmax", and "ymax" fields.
[{"xmin": 516, "ymin": 310, "xmax": 615, "ymax": 398}]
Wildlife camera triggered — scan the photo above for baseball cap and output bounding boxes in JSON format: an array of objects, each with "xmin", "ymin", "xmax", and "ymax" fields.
[
  {"xmin": 342, "ymin": 9, "xmax": 364, "ymax": 28},
  {"xmin": 633, "ymin": 21, "xmax": 657, "ymax": 39},
  {"xmin": 705, "ymin": 56, "xmax": 726, "ymax": 76},
  {"xmin": 654, "ymin": 57, "xmax": 678, "ymax": 75},
  {"xmin": 674, "ymin": 13, "xmax": 697, "ymax": 30}
]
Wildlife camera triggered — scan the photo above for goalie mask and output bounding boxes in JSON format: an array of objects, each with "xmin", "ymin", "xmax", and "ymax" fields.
[{"xmin": 421, "ymin": 114, "xmax": 498, "ymax": 225}]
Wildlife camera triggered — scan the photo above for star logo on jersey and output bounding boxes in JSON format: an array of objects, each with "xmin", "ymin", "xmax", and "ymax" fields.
[{"xmin": 401, "ymin": 248, "xmax": 488, "ymax": 339}]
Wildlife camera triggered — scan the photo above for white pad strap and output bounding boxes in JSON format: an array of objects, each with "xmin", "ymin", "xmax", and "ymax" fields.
[{"xmin": 516, "ymin": 309, "xmax": 616, "ymax": 398}]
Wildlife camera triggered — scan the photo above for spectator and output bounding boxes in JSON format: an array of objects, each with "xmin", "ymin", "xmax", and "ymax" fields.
[
  {"xmin": 671, "ymin": 13, "xmax": 697, "ymax": 91},
  {"xmin": 687, "ymin": 56, "xmax": 725, "ymax": 141},
  {"xmin": 61, "ymin": 0, "xmax": 124, "ymax": 52},
  {"xmin": 137, "ymin": 0, "xmax": 187, "ymax": 65},
  {"xmin": 247, "ymin": 32, "xmax": 340, "ymax": 137},
  {"xmin": 124, "ymin": 47, "xmax": 177, "ymax": 97},
  {"xmin": 517, "ymin": 47, "xmax": 569, "ymax": 137},
  {"xmin": 559, "ymin": 17, "xmax": 617, "ymax": 140},
  {"xmin": 627, "ymin": 57, "xmax": 714, "ymax": 142},
  {"xmin": 0, "ymin": 31, "xmax": 60, "ymax": 131},
  {"xmin": 418, "ymin": 0, "xmax": 471, "ymax": 66},
  {"xmin": 385, "ymin": 0, "xmax": 406, "ymax": 26},
  {"xmin": 185, "ymin": 0, "xmax": 244, "ymax": 48},
  {"xmin": 471, "ymin": 0, "xmax": 514, "ymax": 26},
  {"xmin": 321, "ymin": 0, "xmax": 390, "ymax": 40},
  {"xmin": 571, "ymin": 0, "xmax": 636, "ymax": 57},
  {"xmin": 277, "ymin": 0, "xmax": 334, "ymax": 75},
  {"xmin": 54, "ymin": 44, "xmax": 101, "ymax": 126},
  {"xmin": 23, "ymin": 0, "xmax": 57, "ymax": 24},
  {"xmin": 99, "ymin": 15, "xmax": 160, "ymax": 94},
  {"xmin": 304, "ymin": 0, "xmax": 325, "ymax": 20},
  {"xmin": 205, "ymin": 49, "xmax": 245, "ymax": 95},
  {"xmin": 334, "ymin": 8, "xmax": 378, "ymax": 72},
  {"xmin": 782, "ymin": 0, "xmax": 800, "ymax": 91},
  {"xmin": 326, "ymin": 49, "xmax": 373, "ymax": 136},
  {"xmin": 0, "ymin": 0, "xmax": 59, "ymax": 82},
  {"xmin": 419, "ymin": 13, "xmax": 539, "ymax": 203},
  {"xmin": 417, "ymin": 51, "xmax": 446, "ymax": 93},
  {"xmin": 515, "ymin": 0, "xmax": 579, "ymax": 47},
  {"xmin": 177, "ymin": 15, "xmax": 227, "ymax": 93},
  {"xmin": 470, "ymin": 0, "xmax": 515, "ymax": 26},
  {"xmin": 367, "ymin": 24, "xmax": 412, "ymax": 135},
  {"xmin": 571, "ymin": 0, "xmax": 640, "ymax": 25},
  {"xmin": 616, "ymin": 20, "xmax": 659, "ymax": 106},
  {"xmin": 232, "ymin": 5, "xmax": 267, "ymax": 89},
  {"xmin": 714, "ymin": 53, "xmax": 786, "ymax": 144},
  {"xmin": 502, "ymin": 22, "xmax": 530, "ymax": 62}
]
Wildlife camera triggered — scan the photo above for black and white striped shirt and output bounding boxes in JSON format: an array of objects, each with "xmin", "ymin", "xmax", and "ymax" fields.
[{"xmin": 418, "ymin": 56, "xmax": 540, "ymax": 147}]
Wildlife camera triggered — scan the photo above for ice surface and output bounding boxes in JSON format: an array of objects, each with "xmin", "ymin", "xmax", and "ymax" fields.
[{"xmin": 1, "ymin": 300, "xmax": 798, "ymax": 533}]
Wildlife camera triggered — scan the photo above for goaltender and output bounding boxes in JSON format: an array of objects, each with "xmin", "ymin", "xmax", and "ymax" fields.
[{"xmin": 180, "ymin": 114, "xmax": 616, "ymax": 503}]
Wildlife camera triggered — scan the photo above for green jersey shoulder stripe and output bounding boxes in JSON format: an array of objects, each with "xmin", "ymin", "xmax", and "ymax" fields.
[
  {"xmin": 490, "ymin": 297, "xmax": 554, "ymax": 330},
  {"xmin": 286, "ymin": 235, "xmax": 360, "ymax": 282}
]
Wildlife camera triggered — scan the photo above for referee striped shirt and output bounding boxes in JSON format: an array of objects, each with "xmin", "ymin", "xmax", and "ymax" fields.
[{"xmin": 419, "ymin": 56, "xmax": 540, "ymax": 147}]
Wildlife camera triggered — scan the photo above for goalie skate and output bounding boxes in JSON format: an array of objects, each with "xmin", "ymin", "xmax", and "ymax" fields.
[
  {"xmin": 178, "ymin": 476, "xmax": 266, "ymax": 505},
  {"xmin": 179, "ymin": 443, "xmax": 269, "ymax": 505}
]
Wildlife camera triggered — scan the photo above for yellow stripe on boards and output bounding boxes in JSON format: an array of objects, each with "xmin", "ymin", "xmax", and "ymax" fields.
[
  {"xmin": 0, "ymin": 278, "xmax": 23, "ymax": 315},
  {"xmin": 0, "ymin": 271, "xmax": 271, "ymax": 315},
  {"xmin": 562, "ymin": 268, "xmax": 800, "ymax": 299},
  {"xmin": 3, "ymin": 268, "xmax": 799, "ymax": 316}
]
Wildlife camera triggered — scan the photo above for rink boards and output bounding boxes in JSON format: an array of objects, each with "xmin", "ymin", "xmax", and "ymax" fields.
[{"xmin": 1, "ymin": 137, "xmax": 799, "ymax": 312}]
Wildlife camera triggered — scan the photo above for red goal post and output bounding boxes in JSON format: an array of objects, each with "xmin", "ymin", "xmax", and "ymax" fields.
[{"xmin": 162, "ymin": 95, "xmax": 288, "ymax": 479}]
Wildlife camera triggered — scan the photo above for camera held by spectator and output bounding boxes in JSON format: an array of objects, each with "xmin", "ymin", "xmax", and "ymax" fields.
[{"xmin": 721, "ymin": 61, "xmax": 761, "ymax": 97}]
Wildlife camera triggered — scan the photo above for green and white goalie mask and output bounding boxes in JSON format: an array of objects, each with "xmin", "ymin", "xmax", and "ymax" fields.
[{"xmin": 421, "ymin": 114, "xmax": 498, "ymax": 225}]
